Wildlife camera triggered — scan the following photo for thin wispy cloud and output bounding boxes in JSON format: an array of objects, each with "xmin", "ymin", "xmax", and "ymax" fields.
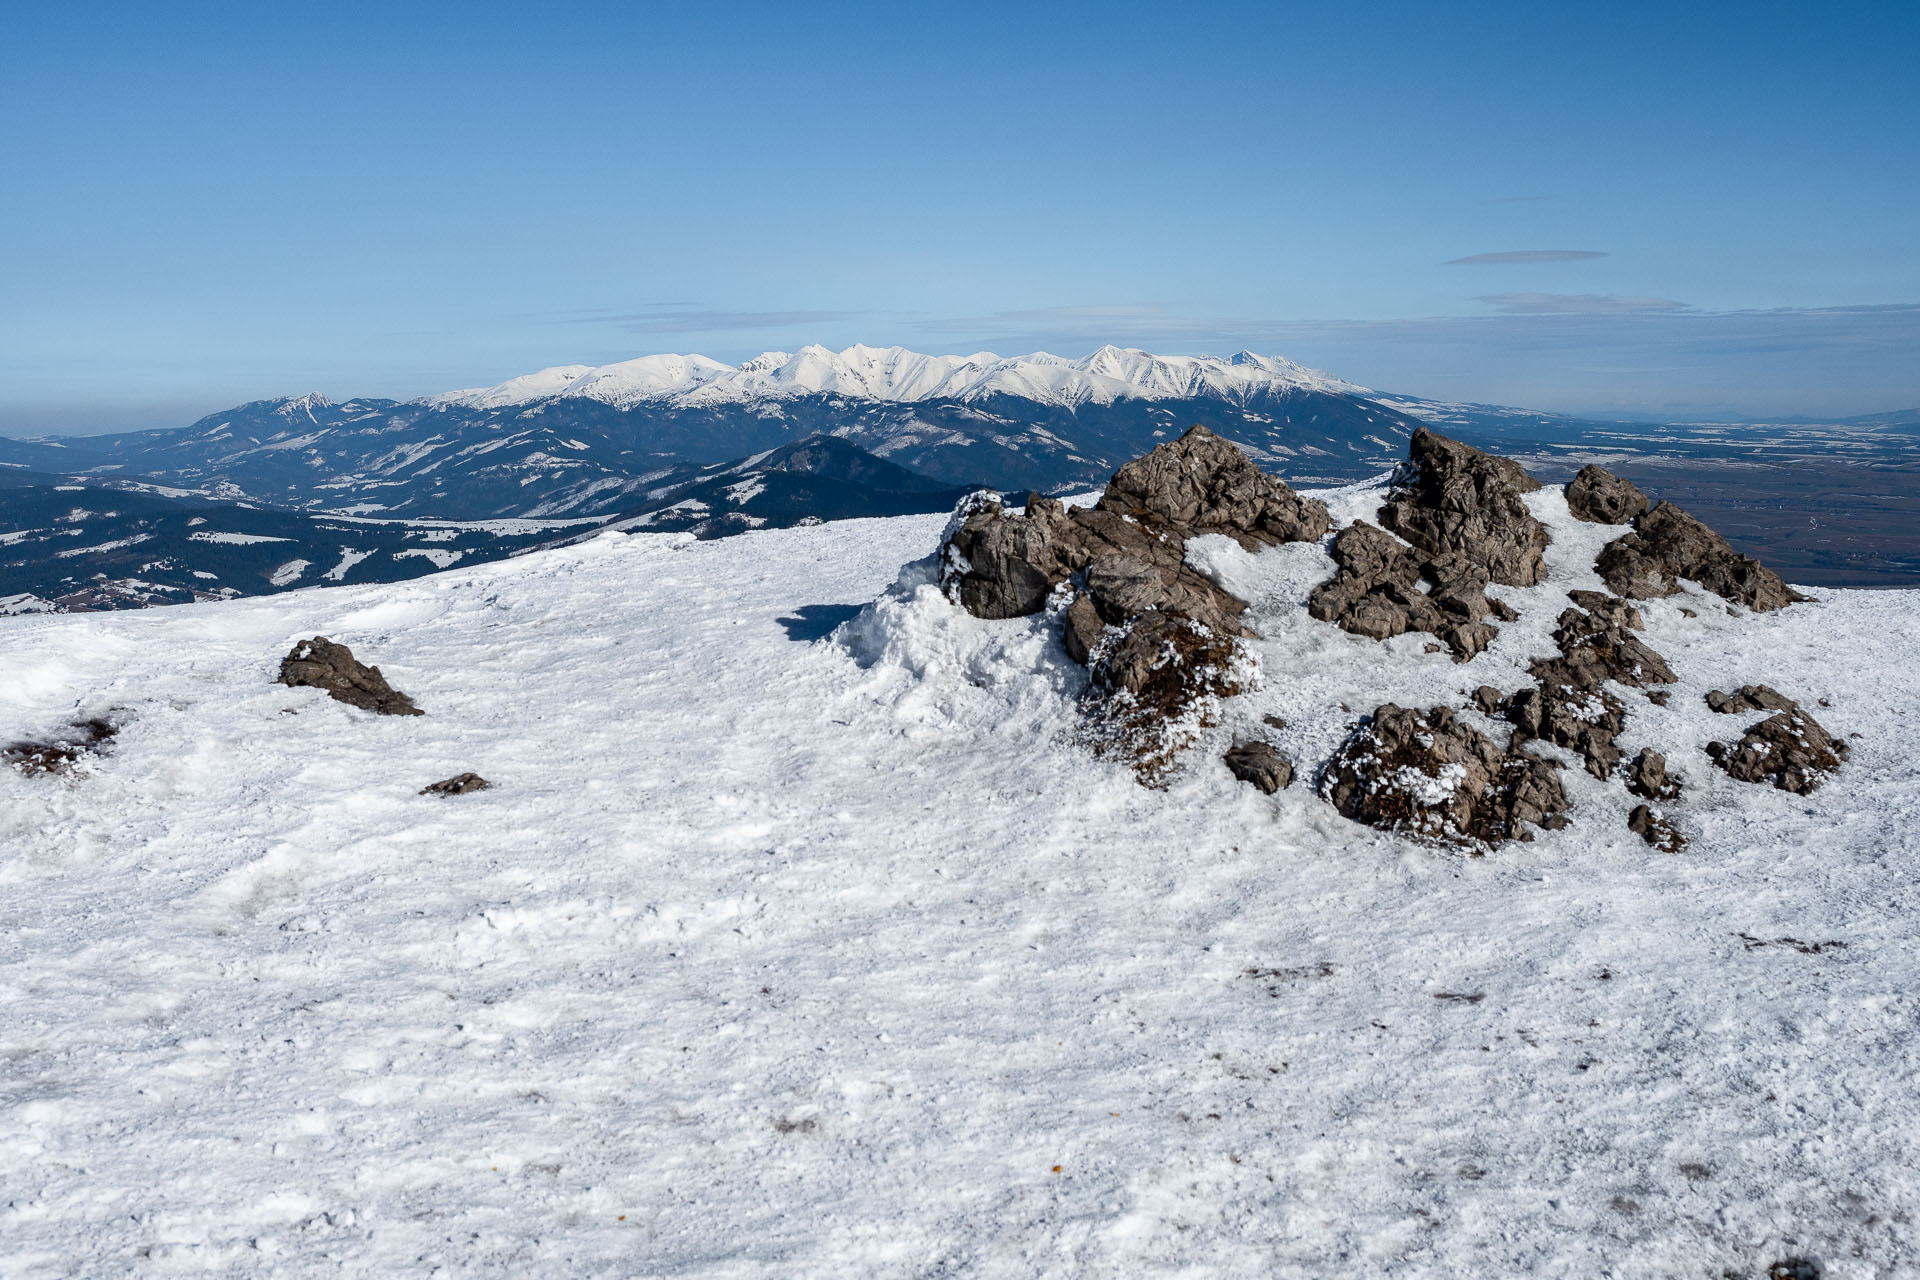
[
  {"xmin": 1447, "ymin": 250, "xmax": 1609, "ymax": 265},
  {"xmin": 1475, "ymin": 292, "xmax": 1689, "ymax": 315}
]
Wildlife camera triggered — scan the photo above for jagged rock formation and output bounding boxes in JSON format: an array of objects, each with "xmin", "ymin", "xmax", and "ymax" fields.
[
  {"xmin": 920, "ymin": 419, "xmax": 1842, "ymax": 828},
  {"xmin": 1097, "ymin": 426, "xmax": 1331, "ymax": 548},
  {"xmin": 1223, "ymin": 740, "xmax": 1292, "ymax": 793},
  {"xmin": 1543, "ymin": 601, "xmax": 1676, "ymax": 689},
  {"xmin": 1501, "ymin": 598, "xmax": 1678, "ymax": 779},
  {"xmin": 941, "ymin": 425, "xmax": 1328, "ymax": 642},
  {"xmin": 1311, "ymin": 429, "xmax": 1542, "ymax": 662},
  {"xmin": 1307, "ymin": 522, "xmax": 1502, "ymax": 661},
  {"xmin": 1706, "ymin": 691, "xmax": 1847, "ymax": 794},
  {"xmin": 941, "ymin": 426, "xmax": 1326, "ymax": 783},
  {"xmin": 1319, "ymin": 704, "xmax": 1568, "ymax": 844},
  {"xmin": 277, "ymin": 637, "xmax": 424, "ymax": 716},
  {"xmin": 1380, "ymin": 428, "xmax": 1550, "ymax": 588},
  {"xmin": 1597, "ymin": 500, "xmax": 1810, "ymax": 611},
  {"xmin": 1565, "ymin": 464, "xmax": 1650, "ymax": 525}
]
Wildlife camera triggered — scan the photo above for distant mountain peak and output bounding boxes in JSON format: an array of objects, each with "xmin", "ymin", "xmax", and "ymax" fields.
[{"xmin": 424, "ymin": 345, "xmax": 1369, "ymax": 413}]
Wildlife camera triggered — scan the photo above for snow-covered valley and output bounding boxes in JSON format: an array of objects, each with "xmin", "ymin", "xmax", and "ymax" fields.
[{"xmin": 3, "ymin": 485, "xmax": 1917, "ymax": 1276}]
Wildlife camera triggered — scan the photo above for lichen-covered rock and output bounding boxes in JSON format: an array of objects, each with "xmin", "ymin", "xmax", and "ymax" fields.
[
  {"xmin": 1223, "ymin": 740, "xmax": 1293, "ymax": 794},
  {"xmin": 278, "ymin": 637, "xmax": 423, "ymax": 716},
  {"xmin": 1565, "ymin": 465, "xmax": 1650, "ymax": 525},
  {"xmin": 1082, "ymin": 611, "xmax": 1258, "ymax": 787},
  {"xmin": 1596, "ymin": 501, "xmax": 1809, "ymax": 611},
  {"xmin": 1379, "ymin": 428, "xmax": 1550, "ymax": 588},
  {"xmin": 1096, "ymin": 425, "xmax": 1331, "ymax": 548},
  {"xmin": 1708, "ymin": 707, "xmax": 1847, "ymax": 795},
  {"xmin": 1319, "ymin": 704, "xmax": 1567, "ymax": 844}
]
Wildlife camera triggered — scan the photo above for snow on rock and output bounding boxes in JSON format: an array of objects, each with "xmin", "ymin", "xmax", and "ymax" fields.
[{"xmin": 1, "ymin": 500, "xmax": 1917, "ymax": 1275}]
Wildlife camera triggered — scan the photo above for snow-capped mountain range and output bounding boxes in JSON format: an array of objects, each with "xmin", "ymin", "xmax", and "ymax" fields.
[
  {"xmin": 0, "ymin": 346, "xmax": 1427, "ymax": 523},
  {"xmin": 425, "ymin": 344, "xmax": 1368, "ymax": 412}
]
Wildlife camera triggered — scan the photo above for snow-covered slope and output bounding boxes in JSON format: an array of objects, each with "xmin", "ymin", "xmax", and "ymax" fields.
[
  {"xmin": 429, "ymin": 344, "xmax": 1369, "ymax": 411},
  {"xmin": 4, "ymin": 492, "xmax": 1917, "ymax": 1275}
]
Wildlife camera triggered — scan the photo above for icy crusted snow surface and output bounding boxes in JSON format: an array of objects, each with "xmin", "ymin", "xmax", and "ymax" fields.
[
  {"xmin": 3, "ymin": 499, "xmax": 1919, "ymax": 1276},
  {"xmin": 426, "ymin": 344, "xmax": 1367, "ymax": 411}
]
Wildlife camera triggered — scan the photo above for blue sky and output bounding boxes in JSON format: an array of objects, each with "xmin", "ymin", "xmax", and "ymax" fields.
[{"xmin": 2, "ymin": 0, "xmax": 1916, "ymax": 433}]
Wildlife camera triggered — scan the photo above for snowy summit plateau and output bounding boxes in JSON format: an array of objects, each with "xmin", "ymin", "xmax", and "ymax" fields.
[{"xmin": 3, "ymin": 418, "xmax": 1915, "ymax": 1275}]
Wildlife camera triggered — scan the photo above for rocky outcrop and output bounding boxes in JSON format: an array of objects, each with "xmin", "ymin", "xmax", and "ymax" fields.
[
  {"xmin": 1707, "ymin": 700, "xmax": 1847, "ymax": 795},
  {"xmin": 1223, "ymin": 740, "xmax": 1293, "ymax": 794},
  {"xmin": 1081, "ymin": 611, "xmax": 1257, "ymax": 786},
  {"xmin": 1546, "ymin": 603, "xmax": 1676, "ymax": 688},
  {"xmin": 920, "ymin": 421, "xmax": 1845, "ymax": 825},
  {"xmin": 1597, "ymin": 501, "xmax": 1809, "ymax": 611},
  {"xmin": 1319, "ymin": 704, "xmax": 1568, "ymax": 845},
  {"xmin": 1507, "ymin": 678, "xmax": 1628, "ymax": 779},
  {"xmin": 1564, "ymin": 465, "xmax": 1650, "ymax": 525},
  {"xmin": 1379, "ymin": 428, "xmax": 1550, "ymax": 588},
  {"xmin": 940, "ymin": 426, "xmax": 1329, "ymax": 652},
  {"xmin": 1503, "ymin": 600, "xmax": 1677, "ymax": 779},
  {"xmin": 1097, "ymin": 424, "xmax": 1332, "ymax": 548},
  {"xmin": 941, "ymin": 427, "xmax": 1326, "ymax": 786},
  {"xmin": 1307, "ymin": 522, "xmax": 1501, "ymax": 661},
  {"xmin": 277, "ymin": 637, "xmax": 423, "ymax": 716},
  {"xmin": 1311, "ymin": 429, "xmax": 1546, "ymax": 662}
]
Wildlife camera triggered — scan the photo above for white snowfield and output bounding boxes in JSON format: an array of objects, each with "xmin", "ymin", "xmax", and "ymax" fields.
[
  {"xmin": 2, "ymin": 485, "xmax": 1918, "ymax": 1277},
  {"xmin": 425, "ymin": 344, "xmax": 1367, "ymax": 412}
]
